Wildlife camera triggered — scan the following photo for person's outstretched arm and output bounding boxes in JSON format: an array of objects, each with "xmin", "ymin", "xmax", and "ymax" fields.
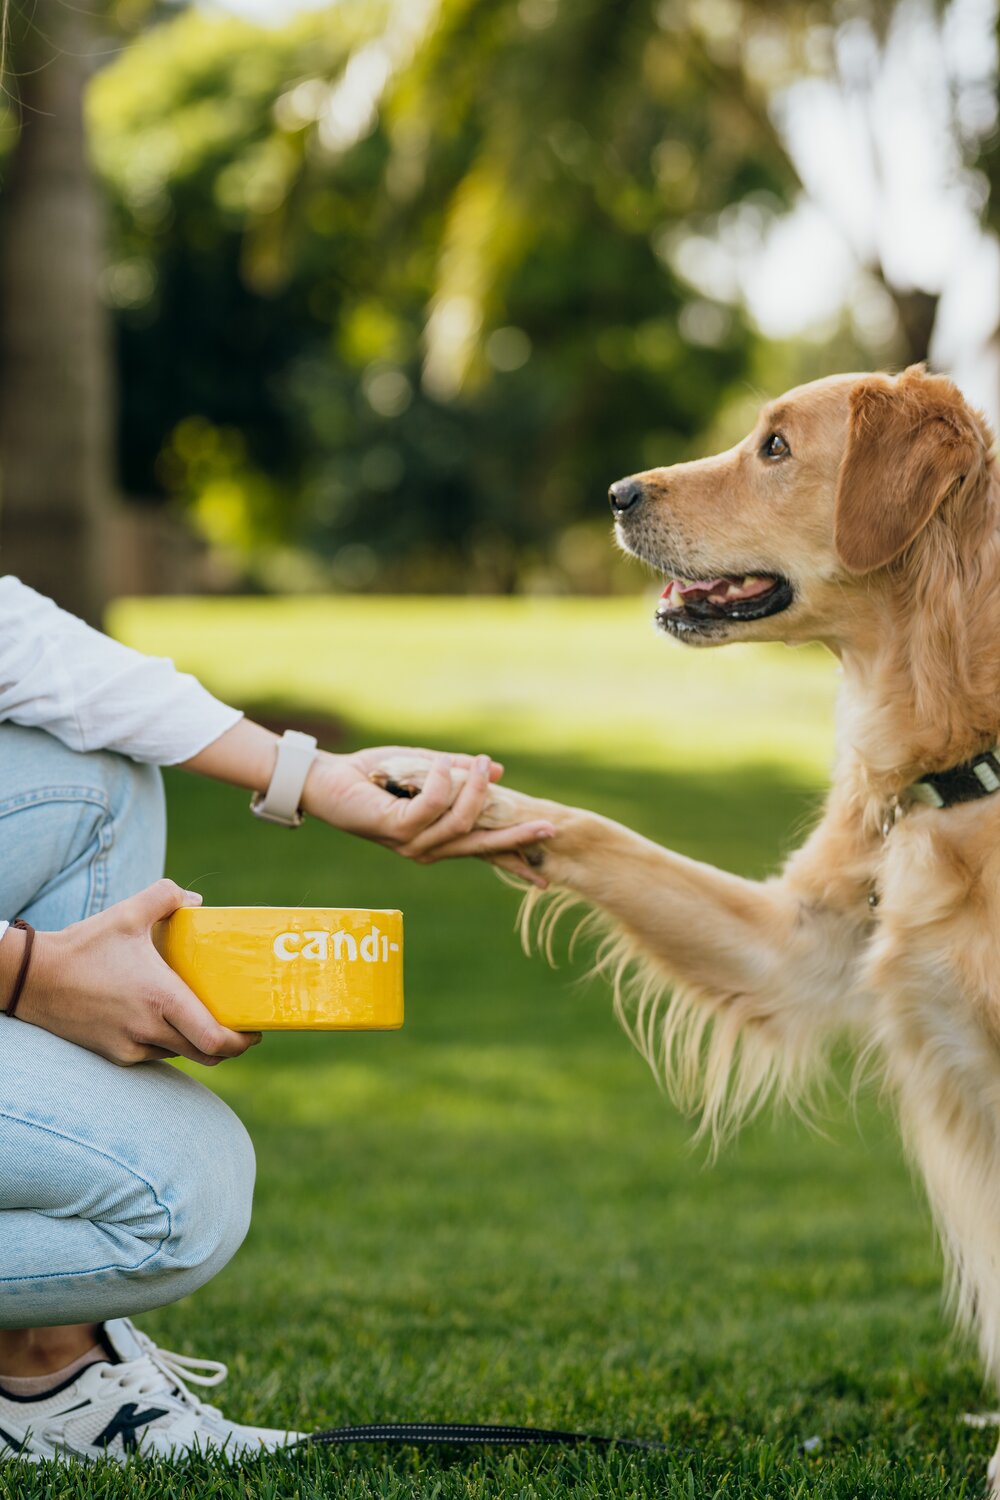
[
  {"xmin": 0, "ymin": 576, "xmax": 554, "ymax": 858},
  {"xmin": 0, "ymin": 578, "xmax": 553, "ymax": 1065},
  {"xmin": 182, "ymin": 719, "xmax": 556, "ymax": 862}
]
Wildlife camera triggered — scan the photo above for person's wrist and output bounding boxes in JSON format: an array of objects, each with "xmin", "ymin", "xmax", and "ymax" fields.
[
  {"xmin": 300, "ymin": 750, "xmax": 342, "ymax": 821},
  {"xmin": 0, "ymin": 924, "xmax": 28, "ymax": 1015},
  {"xmin": 15, "ymin": 928, "xmax": 72, "ymax": 1027},
  {"xmin": 247, "ymin": 730, "xmax": 282, "ymax": 795}
]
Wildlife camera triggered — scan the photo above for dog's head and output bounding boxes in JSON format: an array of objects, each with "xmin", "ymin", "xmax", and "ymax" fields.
[{"xmin": 611, "ymin": 365, "xmax": 996, "ymax": 647}]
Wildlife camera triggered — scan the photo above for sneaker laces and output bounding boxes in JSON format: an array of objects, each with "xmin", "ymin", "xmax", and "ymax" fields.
[{"xmin": 99, "ymin": 1334, "xmax": 229, "ymax": 1424}]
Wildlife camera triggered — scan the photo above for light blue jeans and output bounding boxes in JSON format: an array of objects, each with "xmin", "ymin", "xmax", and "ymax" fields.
[{"xmin": 0, "ymin": 724, "xmax": 255, "ymax": 1329}]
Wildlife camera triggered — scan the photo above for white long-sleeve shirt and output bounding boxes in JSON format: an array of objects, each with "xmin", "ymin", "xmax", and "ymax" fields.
[{"xmin": 0, "ymin": 576, "xmax": 242, "ymax": 765}]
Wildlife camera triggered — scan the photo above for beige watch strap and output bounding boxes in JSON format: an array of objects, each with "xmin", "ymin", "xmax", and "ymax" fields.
[{"xmin": 250, "ymin": 730, "xmax": 318, "ymax": 828}]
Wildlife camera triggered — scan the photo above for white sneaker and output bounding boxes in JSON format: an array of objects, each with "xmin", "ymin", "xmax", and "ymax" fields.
[{"xmin": 0, "ymin": 1318, "xmax": 306, "ymax": 1463}]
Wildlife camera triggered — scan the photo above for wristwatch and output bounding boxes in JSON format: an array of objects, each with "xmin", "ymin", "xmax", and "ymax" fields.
[{"xmin": 250, "ymin": 730, "xmax": 319, "ymax": 828}]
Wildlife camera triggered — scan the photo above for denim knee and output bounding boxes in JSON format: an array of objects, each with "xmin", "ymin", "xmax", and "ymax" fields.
[
  {"xmin": 151, "ymin": 1087, "xmax": 256, "ymax": 1295},
  {"xmin": 0, "ymin": 1038, "xmax": 257, "ymax": 1327},
  {"xmin": 76, "ymin": 1093, "xmax": 256, "ymax": 1324}
]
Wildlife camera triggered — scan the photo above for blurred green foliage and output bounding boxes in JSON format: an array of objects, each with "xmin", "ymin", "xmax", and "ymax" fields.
[
  {"xmin": 86, "ymin": 0, "xmax": 997, "ymax": 592},
  {"xmin": 88, "ymin": 2, "xmax": 801, "ymax": 592}
]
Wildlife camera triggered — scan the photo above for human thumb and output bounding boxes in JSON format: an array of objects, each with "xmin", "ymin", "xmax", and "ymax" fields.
[{"xmin": 127, "ymin": 878, "xmax": 203, "ymax": 932}]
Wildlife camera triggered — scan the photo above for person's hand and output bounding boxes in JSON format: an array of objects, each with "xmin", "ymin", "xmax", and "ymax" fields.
[
  {"xmin": 301, "ymin": 746, "xmax": 557, "ymax": 863},
  {"xmin": 13, "ymin": 881, "xmax": 261, "ymax": 1067}
]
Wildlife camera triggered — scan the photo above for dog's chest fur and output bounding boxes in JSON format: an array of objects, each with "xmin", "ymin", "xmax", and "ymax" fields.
[{"xmin": 862, "ymin": 798, "xmax": 1000, "ymax": 1084}]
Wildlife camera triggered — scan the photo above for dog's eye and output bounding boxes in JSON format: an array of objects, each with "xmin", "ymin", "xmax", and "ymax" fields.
[{"xmin": 761, "ymin": 432, "xmax": 791, "ymax": 460}]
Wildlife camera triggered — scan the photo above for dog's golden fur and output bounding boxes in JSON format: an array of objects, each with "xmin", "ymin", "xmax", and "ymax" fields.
[{"xmin": 376, "ymin": 365, "xmax": 1000, "ymax": 1488}]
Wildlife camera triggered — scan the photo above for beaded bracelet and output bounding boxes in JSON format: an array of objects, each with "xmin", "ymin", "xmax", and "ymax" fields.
[{"xmin": 4, "ymin": 919, "xmax": 35, "ymax": 1019}]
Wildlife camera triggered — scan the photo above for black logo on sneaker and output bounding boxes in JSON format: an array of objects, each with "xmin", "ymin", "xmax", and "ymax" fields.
[{"xmin": 93, "ymin": 1402, "xmax": 169, "ymax": 1452}]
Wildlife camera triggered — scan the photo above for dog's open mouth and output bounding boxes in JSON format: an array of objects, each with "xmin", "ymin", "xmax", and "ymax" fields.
[{"xmin": 655, "ymin": 572, "xmax": 793, "ymax": 632}]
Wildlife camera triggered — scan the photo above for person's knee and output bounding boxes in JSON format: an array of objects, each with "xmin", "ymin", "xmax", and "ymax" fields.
[
  {"xmin": 103, "ymin": 1084, "xmax": 255, "ymax": 1315},
  {"xmin": 0, "ymin": 1064, "xmax": 256, "ymax": 1326},
  {"xmin": 158, "ymin": 1092, "xmax": 256, "ymax": 1285}
]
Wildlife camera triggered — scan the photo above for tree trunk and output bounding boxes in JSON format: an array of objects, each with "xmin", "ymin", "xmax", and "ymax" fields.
[
  {"xmin": 0, "ymin": 0, "xmax": 116, "ymax": 625},
  {"xmin": 889, "ymin": 285, "xmax": 940, "ymax": 369}
]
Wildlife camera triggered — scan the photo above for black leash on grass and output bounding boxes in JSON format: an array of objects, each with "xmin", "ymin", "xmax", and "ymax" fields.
[{"xmin": 307, "ymin": 1421, "xmax": 670, "ymax": 1452}]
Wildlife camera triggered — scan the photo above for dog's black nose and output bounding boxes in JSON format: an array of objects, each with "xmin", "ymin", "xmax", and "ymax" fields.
[{"xmin": 608, "ymin": 477, "xmax": 644, "ymax": 514}]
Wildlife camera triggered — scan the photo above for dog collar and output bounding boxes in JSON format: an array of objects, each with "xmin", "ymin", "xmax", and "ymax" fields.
[{"xmin": 905, "ymin": 747, "xmax": 1000, "ymax": 810}]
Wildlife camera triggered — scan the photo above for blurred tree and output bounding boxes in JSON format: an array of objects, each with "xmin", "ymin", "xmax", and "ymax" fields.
[
  {"xmin": 736, "ymin": 0, "xmax": 998, "ymax": 372},
  {"xmin": 0, "ymin": 0, "xmax": 116, "ymax": 621},
  {"xmin": 90, "ymin": 6, "xmax": 391, "ymax": 579},
  {"xmin": 0, "ymin": 0, "xmax": 192, "ymax": 618},
  {"xmin": 90, "ymin": 1, "xmax": 789, "ymax": 590},
  {"xmin": 77, "ymin": 0, "xmax": 1000, "ymax": 592}
]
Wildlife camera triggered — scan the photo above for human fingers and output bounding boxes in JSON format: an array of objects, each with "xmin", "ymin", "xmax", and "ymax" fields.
[
  {"xmin": 156, "ymin": 971, "xmax": 261, "ymax": 1061},
  {"xmin": 111, "ymin": 1022, "xmax": 259, "ymax": 1069},
  {"xmin": 441, "ymin": 753, "xmax": 504, "ymax": 781},
  {"xmin": 124, "ymin": 883, "xmax": 254, "ymax": 1060},
  {"xmin": 115, "ymin": 1043, "xmax": 178, "ymax": 1065},
  {"xmin": 119, "ymin": 878, "xmax": 203, "ymax": 933},
  {"xmin": 371, "ymin": 747, "xmax": 504, "ymax": 780},
  {"xmin": 385, "ymin": 752, "xmax": 459, "ymax": 836},
  {"xmin": 395, "ymin": 754, "xmax": 494, "ymax": 854},
  {"xmin": 155, "ymin": 1016, "xmax": 261, "ymax": 1068},
  {"xmin": 426, "ymin": 751, "xmax": 504, "ymax": 780},
  {"xmin": 408, "ymin": 820, "xmax": 556, "ymax": 865}
]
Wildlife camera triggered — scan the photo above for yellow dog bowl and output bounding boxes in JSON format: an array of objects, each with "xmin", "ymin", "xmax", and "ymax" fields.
[{"xmin": 154, "ymin": 906, "xmax": 403, "ymax": 1031}]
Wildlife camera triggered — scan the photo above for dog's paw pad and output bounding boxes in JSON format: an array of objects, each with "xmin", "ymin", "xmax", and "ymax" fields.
[
  {"xmin": 370, "ymin": 772, "xmax": 422, "ymax": 800},
  {"xmin": 369, "ymin": 759, "xmax": 433, "ymax": 800}
]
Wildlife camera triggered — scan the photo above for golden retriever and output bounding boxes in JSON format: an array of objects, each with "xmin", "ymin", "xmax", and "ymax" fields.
[{"xmin": 375, "ymin": 365, "xmax": 1000, "ymax": 1490}]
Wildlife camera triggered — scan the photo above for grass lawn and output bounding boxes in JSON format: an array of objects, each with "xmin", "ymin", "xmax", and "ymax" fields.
[{"xmin": 4, "ymin": 597, "xmax": 994, "ymax": 1498}]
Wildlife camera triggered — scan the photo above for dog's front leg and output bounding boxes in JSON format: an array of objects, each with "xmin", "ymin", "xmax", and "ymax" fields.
[
  {"xmin": 526, "ymin": 798, "xmax": 873, "ymax": 1130},
  {"xmin": 531, "ymin": 802, "xmax": 796, "ymax": 989},
  {"xmin": 372, "ymin": 756, "xmax": 866, "ymax": 1003},
  {"xmin": 373, "ymin": 759, "xmax": 871, "ymax": 1127}
]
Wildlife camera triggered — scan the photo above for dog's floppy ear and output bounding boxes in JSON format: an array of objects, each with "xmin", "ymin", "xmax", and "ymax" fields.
[{"xmin": 834, "ymin": 365, "xmax": 983, "ymax": 575}]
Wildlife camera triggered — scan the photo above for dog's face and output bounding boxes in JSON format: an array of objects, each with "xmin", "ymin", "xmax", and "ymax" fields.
[{"xmin": 611, "ymin": 367, "xmax": 993, "ymax": 648}]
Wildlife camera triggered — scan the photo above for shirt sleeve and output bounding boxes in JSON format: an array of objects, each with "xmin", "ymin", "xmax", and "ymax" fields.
[{"xmin": 0, "ymin": 576, "xmax": 243, "ymax": 765}]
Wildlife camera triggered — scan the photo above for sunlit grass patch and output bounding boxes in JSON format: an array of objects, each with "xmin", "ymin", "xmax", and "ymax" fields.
[
  {"xmin": 15, "ymin": 595, "xmax": 983, "ymax": 1499},
  {"xmin": 109, "ymin": 594, "xmax": 839, "ymax": 780}
]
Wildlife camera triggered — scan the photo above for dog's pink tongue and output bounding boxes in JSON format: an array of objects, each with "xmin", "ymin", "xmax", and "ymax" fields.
[
  {"xmin": 661, "ymin": 575, "xmax": 776, "ymax": 604},
  {"xmin": 660, "ymin": 578, "xmax": 727, "ymax": 602}
]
